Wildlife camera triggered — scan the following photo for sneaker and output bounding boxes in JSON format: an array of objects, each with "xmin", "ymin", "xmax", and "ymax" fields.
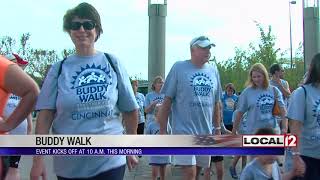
[{"xmin": 229, "ymin": 166, "xmax": 238, "ymax": 179}]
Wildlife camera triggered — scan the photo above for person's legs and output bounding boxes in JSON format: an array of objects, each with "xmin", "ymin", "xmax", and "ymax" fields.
[
  {"xmin": 214, "ymin": 161, "xmax": 224, "ymax": 180},
  {"xmin": 211, "ymin": 156, "xmax": 224, "ymax": 180},
  {"xmin": 159, "ymin": 165, "xmax": 167, "ymax": 180},
  {"xmin": 195, "ymin": 155, "xmax": 210, "ymax": 180},
  {"xmin": 57, "ymin": 165, "xmax": 126, "ymax": 180},
  {"xmin": 181, "ymin": 166, "xmax": 197, "ymax": 180},
  {"xmin": 4, "ymin": 167, "xmax": 20, "ymax": 180},
  {"xmin": 241, "ymin": 156, "xmax": 247, "ymax": 170},
  {"xmin": 231, "ymin": 155, "xmax": 240, "ymax": 168},
  {"xmin": 203, "ymin": 164, "xmax": 212, "ymax": 180},
  {"xmin": 151, "ymin": 166, "xmax": 160, "ymax": 180},
  {"xmin": 173, "ymin": 155, "xmax": 197, "ymax": 180}
]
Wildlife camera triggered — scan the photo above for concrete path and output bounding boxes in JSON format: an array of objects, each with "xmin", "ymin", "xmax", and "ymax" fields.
[{"xmin": 19, "ymin": 155, "xmax": 240, "ymax": 180}]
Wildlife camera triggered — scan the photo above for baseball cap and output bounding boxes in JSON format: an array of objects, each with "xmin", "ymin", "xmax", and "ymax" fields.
[
  {"xmin": 190, "ymin": 36, "xmax": 216, "ymax": 48},
  {"xmin": 5, "ymin": 53, "xmax": 29, "ymax": 65}
]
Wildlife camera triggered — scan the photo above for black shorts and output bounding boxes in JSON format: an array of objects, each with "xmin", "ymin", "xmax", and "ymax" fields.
[{"xmin": 210, "ymin": 156, "xmax": 223, "ymax": 162}]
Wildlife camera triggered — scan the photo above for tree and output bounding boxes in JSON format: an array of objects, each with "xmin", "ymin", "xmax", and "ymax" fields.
[
  {"xmin": 217, "ymin": 22, "xmax": 303, "ymax": 92},
  {"xmin": 0, "ymin": 33, "xmax": 75, "ymax": 86}
]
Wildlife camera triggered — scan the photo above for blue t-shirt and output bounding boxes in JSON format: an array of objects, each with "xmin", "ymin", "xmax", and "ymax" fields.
[
  {"xmin": 161, "ymin": 60, "xmax": 222, "ymax": 135},
  {"xmin": 287, "ymin": 84, "xmax": 320, "ymax": 159},
  {"xmin": 222, "ymin": 93, "xmax": 238, "ymax": 125},
  {"xmin": 135, "ymin": 92, "xmax": 145, "ymax": 124},
  {"xmin": 36, "ymin": 52, "xmax": 138, "ymax": 178},
  {"xmin": 144, "ymin": 91, "xmax": 164, "ymax": 126},
  {"xmin": 237, "ymin": 86, "xmax": 284, "ymax": 134},
  {"xmin": 232, "ymin": 110, "xmax": 248, "ymax": 134},
  {"xmin": 240, "ymin": 159, "xmax": 281, "ymax": 180},
  {"xmin": 146, "ymin": 121, "xmax": 171, "ymax": 164}
]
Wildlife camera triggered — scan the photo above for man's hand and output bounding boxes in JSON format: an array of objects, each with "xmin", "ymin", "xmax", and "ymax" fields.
[{"xmin": 127, "ymin": 155, "xmax": 139, "ymax": 171}]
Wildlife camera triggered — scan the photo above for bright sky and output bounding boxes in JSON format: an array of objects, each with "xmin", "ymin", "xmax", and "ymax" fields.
[{"xmin": 1, "ymin": 0, "xmax": 303, "ymax": 79}]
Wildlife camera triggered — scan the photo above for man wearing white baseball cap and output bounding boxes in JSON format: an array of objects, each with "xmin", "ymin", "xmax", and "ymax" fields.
[
  {"xmin": 190, "ymin": 36, "xmax": 216, "ymax": 48},
  {"xmin": 159, "ymin": 35, "xmax": 222, "ymax": 180}
]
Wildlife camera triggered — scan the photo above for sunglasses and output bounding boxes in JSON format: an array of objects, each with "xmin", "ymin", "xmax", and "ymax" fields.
[{"xmin": 70, "ymin": 21, "xmax": 96, "ymax": 31}]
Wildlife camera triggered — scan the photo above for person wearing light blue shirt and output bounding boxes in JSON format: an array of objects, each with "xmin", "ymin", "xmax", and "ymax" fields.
[
  {"xmin": 232, "ymin": 63, "xmax": 287, "ymax": 135},
  {"xmin": 221, "ymin": 83, "xmax": 238, "ymax": 131},
  {"xmin": 146, "ymin": 104, "xmax": 170, "ymax": 180},
  {"xmin": 144, "ymin": 76, "xmax": 165, "ymax": 128},
  {"xmin": 159, "ymin": 36, "xmax": 222, "ymax": 180},
  {"xmin": 132, "ymin": 80, "xmax": 146, "ymax": 135},
  {"xmin": 30, "ymin": 3, "xmax": 139, "ymax": 180},
  {"xmin": 287, "ymin": 53, "xmax": 320, "ymax": 180}
]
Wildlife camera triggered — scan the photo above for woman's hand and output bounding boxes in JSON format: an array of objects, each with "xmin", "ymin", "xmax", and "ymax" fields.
[
  {"xmin": 30, "ymin": 156, "xmax": 47, "ymax": 180},
  {"xmin": 126, "ymin": 155, "xmax": 139, "ymax": 171}
]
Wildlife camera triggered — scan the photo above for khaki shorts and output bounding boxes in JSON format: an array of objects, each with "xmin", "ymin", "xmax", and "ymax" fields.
[{"xmin": 172, "ymin": 155, "xmax": 210, "ymax": 168}]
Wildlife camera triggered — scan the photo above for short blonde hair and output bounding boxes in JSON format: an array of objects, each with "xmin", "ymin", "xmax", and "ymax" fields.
[
  {"xmin": 151, "ymin": 76, "xmax": 164, "ymax": 91},
  {"xmin": 245, "ymin": 63, "xmax": 269, "ymax": 89}
]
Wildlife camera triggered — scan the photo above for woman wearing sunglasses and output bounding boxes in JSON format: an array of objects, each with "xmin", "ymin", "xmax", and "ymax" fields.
[{"xmin": 30, "ymin": 3, "xmax": 139, "ymax": 180}]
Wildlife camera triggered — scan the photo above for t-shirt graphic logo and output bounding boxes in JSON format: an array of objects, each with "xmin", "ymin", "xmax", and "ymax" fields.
[
  {"xmin": 225, "ymin": 98, "xmax": 235, "ymax": 110},
  {"xmin": 153, "ymin": 96, "xmax": 164, "ymax": 105},
  {"xmin": 256, "ymin": 94, "xmax": 273, "ymax": 120},
  {"xmin": 71, "ymin": 64, "xmax": 112, "ymax": 103},
  {"xmin": 312, "ymin": 99, "xmax": 320, "ymax": 127},
  {"xmin": 190, "ymin": 73, "xmax": 213, "ymax": 96}
]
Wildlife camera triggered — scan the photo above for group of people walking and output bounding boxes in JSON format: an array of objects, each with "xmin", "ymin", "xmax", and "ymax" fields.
[{"xmin": 0, "ymin": 2, "xmax": 319, "ymax": 180}]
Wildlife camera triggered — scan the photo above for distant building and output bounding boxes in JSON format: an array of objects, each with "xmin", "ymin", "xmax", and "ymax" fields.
[{"xmin": 137, "ymin": 80, "xmax": 149, "ymax": 95}]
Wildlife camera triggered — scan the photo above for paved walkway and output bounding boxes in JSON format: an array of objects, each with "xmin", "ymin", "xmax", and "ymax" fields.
[{"xmin": 19, "ymin": 155, "xmax": 239, "ymax": 180}]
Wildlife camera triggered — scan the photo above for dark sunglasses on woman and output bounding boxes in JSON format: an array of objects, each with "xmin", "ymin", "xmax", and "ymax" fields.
[{"xmin": 70, "ymin": 21, "xmax": 96, "ymax": 31}]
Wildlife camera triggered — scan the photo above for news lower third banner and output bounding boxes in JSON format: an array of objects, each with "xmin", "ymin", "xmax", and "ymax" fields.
[{"xmin": 0, "ymin": 135, "xmax": 292, "ymax": 155}]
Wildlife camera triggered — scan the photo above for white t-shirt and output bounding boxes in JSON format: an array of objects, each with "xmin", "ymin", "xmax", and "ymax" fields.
[{"xmin": 3, "ymin": 94, "xmax": 28, "ymax": 134}]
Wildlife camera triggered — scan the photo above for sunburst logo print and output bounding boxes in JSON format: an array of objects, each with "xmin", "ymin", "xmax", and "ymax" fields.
[
  {"xmin": 190, "ymin": 73, "xmax": 213, "ymax": 96},
  {"xmin": 71, "ymin": 64, "xmax": 113, "ymax": 103},
  {"xmin": 256, "ymin": 94, "xmax": 274, "ymax": 120}
]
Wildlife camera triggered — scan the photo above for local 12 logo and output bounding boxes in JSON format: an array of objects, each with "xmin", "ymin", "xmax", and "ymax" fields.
[
  {"xmin": 284, "ymin": 134, "xmax": 297, "ymax": 147},
  {"xmin": 242, "ymin": 134, "xmax": 297, "ymax": 147}
]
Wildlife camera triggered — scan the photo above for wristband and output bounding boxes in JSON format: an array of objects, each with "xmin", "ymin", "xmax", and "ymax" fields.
[{"xmin": 215, "ymin": 127, "xmax": 221, "ymax": 130}]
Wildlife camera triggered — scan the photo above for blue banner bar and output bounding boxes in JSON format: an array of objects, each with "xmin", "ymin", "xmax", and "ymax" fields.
[{"xmin": 0, "ymin": 147, "xmax": 284, "ymax": 156}]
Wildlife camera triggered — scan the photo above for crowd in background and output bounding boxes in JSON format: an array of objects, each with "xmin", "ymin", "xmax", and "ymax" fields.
[{"xmin": 0, "ymin": 2, "xmax": 319, "ymax": 180}]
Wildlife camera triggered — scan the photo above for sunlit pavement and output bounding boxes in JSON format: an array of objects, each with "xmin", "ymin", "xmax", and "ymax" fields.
[{"xmin": 19, "ymin": 155, "xmax": 240, "ymax": 180}]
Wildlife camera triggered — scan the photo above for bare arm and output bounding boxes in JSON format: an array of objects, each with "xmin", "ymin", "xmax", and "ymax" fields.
[
  {"xmin": 280, "ymin": 107, "xmax": 288, "ymax": 134},
  {"xmin": 31, "ymin": 110, "xmax": 55, "ymax": 180},
  {"xmin": 232, "ymin": 111, "xmax": 244, "ymax": 135},
  {"xmin": 277, "ymin": 83, "xmax": 291, "ymax": 98},
  {"xmin": 123, "ymin": 109, "xmax": 139, "ymax": 134},
  {"xmin": 288, "ymin": 119, "xmax": 306, "ymax": 177},
  {"xmin": 27, "ymin": 114, "xmax": 33, "ymax": 134},
  {"xmin": 158, "ymin": 97, "xmax": 172, "ymax": 134},
  {"xmin": 213, "ymin": 101, "xmax": 222, "ymax": 135},
  {"xmin": 1, "ymin": 65, "xmax": 39, "ymax": 132}
]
